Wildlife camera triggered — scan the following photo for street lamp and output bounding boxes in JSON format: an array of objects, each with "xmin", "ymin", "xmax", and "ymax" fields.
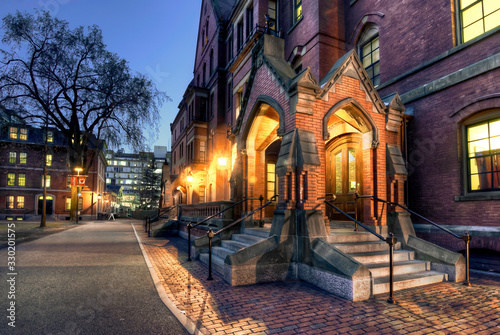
[{"xmin": 74, "ymin": 167, "xmax": 83, "ymax": 224}]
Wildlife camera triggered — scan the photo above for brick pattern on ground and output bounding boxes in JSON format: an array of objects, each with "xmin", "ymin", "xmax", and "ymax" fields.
[{"xmin": 134, "ymin": 224, "xmax": 500, "ymax": 335}]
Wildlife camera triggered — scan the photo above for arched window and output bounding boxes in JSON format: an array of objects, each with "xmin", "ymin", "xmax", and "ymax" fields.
[{"xmin": 357, "ymin": 24, "xmax": 380, "ymax": 86}]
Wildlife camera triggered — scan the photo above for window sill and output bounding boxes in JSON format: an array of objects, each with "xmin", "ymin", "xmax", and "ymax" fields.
[
  {"xmin": 454, "ymin": 192, "xmax": 500, "ymax": 201},
  {"xmin": 287, "ymin": 16, "xmax": 304, "ymax": 35}
]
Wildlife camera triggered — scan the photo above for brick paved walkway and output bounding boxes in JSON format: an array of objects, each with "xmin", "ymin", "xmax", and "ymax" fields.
[{"xmin": 132, "ymin": 222, "xmax": 500, "ymax": 335}]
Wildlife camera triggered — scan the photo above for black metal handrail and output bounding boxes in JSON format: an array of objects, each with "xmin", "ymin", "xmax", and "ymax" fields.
[
  {"xmin": 187, "ymin": 198, "xmax": 247, "ymax": 261},
  {"xmin": 356, "ymin": 194, "xmax": 472, "ymax": 286},
  {"xmin": 144, "ymin": 205, "xmax": 179, "ymax": 236},
  {"xmin": 324, "ymin": 197, "xmax": 397, "ymax": 304},
  {"xmin": 206, "ymin": 195, "xmax": 278, "ymax": 280}
]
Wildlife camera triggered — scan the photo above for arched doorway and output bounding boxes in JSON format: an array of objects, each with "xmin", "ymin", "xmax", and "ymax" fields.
[
  {"xmin": 37, "ymin": 195, "xmax": 54, "ymax": 215},
  {"xmin": 323, "ymin": 98, "xmax": 379, "ymax": 223},
  {"xmin": 243, "ymin": 101, "xmax": 283, "ymax": 221}
]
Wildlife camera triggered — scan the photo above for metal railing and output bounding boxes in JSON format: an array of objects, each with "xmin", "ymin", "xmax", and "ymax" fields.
[
  {"xmin": 356, "ymin": 194, "xmax": 472, "ymax": 286},
  {"xmin": 324, "ymin": 195, "xmax": 398, "ymax": 304},
  {"xmin": 186, "ymin": 198, "xmax": 247, "ymax": 261},
  {"xmin": 206, "ymin": 195, "xmax": 278, "ymax": 280},
  {"xmin": 144, "ymin": 205, "xmax": 179, "ymax": 237}
]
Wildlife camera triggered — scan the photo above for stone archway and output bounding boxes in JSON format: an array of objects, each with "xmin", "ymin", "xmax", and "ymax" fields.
[
  {"xmin": 323, "ymin": 98, "xmax": 379, "ymax": 223},
  {"xmin": 243, "ymin": 101, "xmax": 283, "ymax": 220}
]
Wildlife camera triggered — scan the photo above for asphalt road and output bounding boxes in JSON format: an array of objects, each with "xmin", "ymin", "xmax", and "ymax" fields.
[{"xmin": 1, "ymin": 219, "xmax": 189, "ymax": 335}]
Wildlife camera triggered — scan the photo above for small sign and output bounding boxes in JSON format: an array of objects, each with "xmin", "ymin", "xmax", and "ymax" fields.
[{"xmin": 71, "ymin": 176, "xmax": 87, "ymax": 186}]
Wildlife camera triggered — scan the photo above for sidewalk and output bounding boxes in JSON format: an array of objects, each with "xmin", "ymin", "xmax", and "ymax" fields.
[{"xmin": 132, "ymin": 222, "xmax": 500, "ymax": 335}]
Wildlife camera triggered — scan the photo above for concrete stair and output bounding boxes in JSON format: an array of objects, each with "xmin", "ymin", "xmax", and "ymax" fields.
[
  {"xmin": 198, "ymin": 227, "xmax": 270, "ymax": 276},
  {"xmin": 330, "ymin": 227, "xmax": 448, "ymax": 295}
]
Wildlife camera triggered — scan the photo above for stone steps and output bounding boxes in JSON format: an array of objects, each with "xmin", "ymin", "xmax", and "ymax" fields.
[
  {"xmin": 331, "ymin": 240, "xmax": 401, "ymax": 253},
  {"xmin": 372, "ymin": 271, "xmax": 448, "ymax": 295},
  {"xmin": 198, "ymin": 227, "xmax": 271, "ymax": 276},
  {"xmin": 330, "ymin": 228, "xmax": 448, "ymax": 295}
]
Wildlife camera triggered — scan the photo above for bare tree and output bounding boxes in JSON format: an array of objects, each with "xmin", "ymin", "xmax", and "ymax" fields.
[{"xmin": 0, "ymin": 11, "xmax": 167, "ymax": 222}]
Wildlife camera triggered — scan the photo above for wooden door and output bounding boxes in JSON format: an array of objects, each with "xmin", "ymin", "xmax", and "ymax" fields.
[{"xmin": 326, "ymin": 135, "xmax": 363, "ymax": 222}]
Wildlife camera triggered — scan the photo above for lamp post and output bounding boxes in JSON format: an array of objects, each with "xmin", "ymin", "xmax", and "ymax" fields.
[{"xmin": 75, "ymin": 167, "xmax": 83, "ymax": 224}]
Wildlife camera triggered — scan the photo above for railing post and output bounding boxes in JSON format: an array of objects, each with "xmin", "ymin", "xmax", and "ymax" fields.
[
  {"xmin": 259, "ymin": 195, "xmax": 264, "ymax": 227},
  {"xmin": 187, "ymin": 223, "xmax": 193, "ymax": 261},
  {"xmin": 386, "ymin": 232, "xmax": 397, "ymax": 304},
  {"xmin": 462, "ymin": 232, "xmax": 472, "ymax": 286},
  {"xmin": 148, "ymin": 217, "xmax": 152, "ymax": 237},
  {"xmin": 207, "ymin": 228, "xmax": 214, "ymax": 280}
]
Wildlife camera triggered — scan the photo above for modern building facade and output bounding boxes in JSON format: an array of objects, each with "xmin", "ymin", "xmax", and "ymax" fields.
[
  {"xmin": 105, "ymin": 146, "xmax": 168, "ymax": 211},
  {"xmin": 0, "ymin": 118, "xmax": 107, "ymax": 220},
  {"xmin": 168, "ymin": 0, "xmax": 499, "ymax": 297}
]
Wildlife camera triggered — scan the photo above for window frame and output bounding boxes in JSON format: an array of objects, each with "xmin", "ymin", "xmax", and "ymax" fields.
[
  {"xmin": 464, "ymin": 115, "xmax": 500, "ymax": 192},
  {"xmin": 359, "ymin": 35, "xmax": 380, "ymax": 87},
  {"xmin": 6, "ymin": 196, "xmax": 15, "ymax": 209},
  {"xmin": 458, "ymin": 0, "xmax": 500, "ymax": 43},
  {"xmin": 17, "ymin": 196, "xmax": 24, "ymax": 209},
  {"xmin": 293, "ymin": 0, "xmax": 303, "ymax": 25},
  {"xmin": 20, "ymin": 153, "xmax": 27, "ymax": 164},
  {"xmin": 7, "ymin": 173, "xmax": 16, "ymax": 186},
  {"xmin": 459, "ymin": 110, "xmax": 500, "ymax": 199},
  {"xmin": 18, "ymin": 173, "xmax": 26, "ymax": 187},
  {"xmin": 9, "ymin": 152, "xmax": 16, "ymax": 164}
]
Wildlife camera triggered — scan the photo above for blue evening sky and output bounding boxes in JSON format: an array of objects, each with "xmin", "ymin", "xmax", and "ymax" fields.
[{"xmin": 0, "ymin": 0, "xmax": 202, "ymax": 151}]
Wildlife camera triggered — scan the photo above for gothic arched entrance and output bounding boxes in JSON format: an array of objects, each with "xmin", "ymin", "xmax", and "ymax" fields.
[
  {"xmin": 243, "ymin": 100, "xmax": 283, "ymax": 221},
  {"xmin": 323, "ymin": 98, "xmax": 379, "ymax": 224}
]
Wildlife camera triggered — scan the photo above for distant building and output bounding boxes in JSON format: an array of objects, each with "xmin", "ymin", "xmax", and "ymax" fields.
[
  {"xmin": 105, "ymin": 146, "xmax": 168, "ymax": 211},
  {"xmin": 0, "ymin": 111, "xmax": 106, "ymax": 220}
]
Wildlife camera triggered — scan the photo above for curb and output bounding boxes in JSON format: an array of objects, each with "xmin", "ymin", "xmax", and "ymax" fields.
[{"xmin": 130, "ymin": 222, "xmax": 209, "ymax": 335}]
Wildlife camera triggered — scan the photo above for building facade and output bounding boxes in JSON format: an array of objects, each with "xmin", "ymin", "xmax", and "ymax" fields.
[
  {"xmin": 170, "ymin": 0, "xmax": 500, "ymax": 255},
  {"xmin": 0, "ymin": 120, "xmax": 106, "ymax": 221},
  {"xmin": 105, "ymin": 146, "xmax": 168, "ymax": 211}
]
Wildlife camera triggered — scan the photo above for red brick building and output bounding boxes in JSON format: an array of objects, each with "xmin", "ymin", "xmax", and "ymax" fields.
[
  {"xmin": 170, "ymin": 0, "xmax": 499, "ymax": 290},
  {"xmin": 0, "ymin": 118, "xmax": 107, "ymax": 221}
]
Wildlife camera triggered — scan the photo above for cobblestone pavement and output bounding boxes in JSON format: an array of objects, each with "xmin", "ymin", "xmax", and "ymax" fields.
[{"xmin": 132, "ymin": 222, "xmax": 500, "ymax": 335}]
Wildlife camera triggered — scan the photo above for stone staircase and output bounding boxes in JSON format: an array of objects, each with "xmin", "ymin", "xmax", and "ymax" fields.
[
  {"xmin": 328, "ymin": 227, "xmax": 448, "ymax": 295},
  {"xmin": 199, "ymin": 227, "xmax": 271, "ymax": 275}
]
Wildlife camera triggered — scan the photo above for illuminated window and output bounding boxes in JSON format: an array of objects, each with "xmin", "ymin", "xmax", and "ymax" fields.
[
  {"xmin": 6, "ymin": 196, "xmax": 14, "ymax": 209},
  {"xmin": 8, "ymin": 173, "xmax": 16, "ymax": 186},
  {"xmin": 18, "ymin": 174, "xmax": 26, "ymax": 187},
  {"xmin": 20, "ymin": 128, "xmax": 28, "ymax": 140},
  {"xmin": 293, "ymin": 0, "xmax": 303, "ymax": 24},
  {"xmin": 199, "ymin": 186, "xmax": 206, "ymax": 203},
  {"xmin": 9, "ymin": 127, "xmax": 17, "ymax": 139},
  {"xmin": 467, "ymin": 117, "xmax": 500, "ymax": 191},
  {"xmin": 66, "ymin": 198, "xmax": 71, "ymax": 210},
  {"xmin": 20, "ymin": 153, "xmax": 27, "ymax": 164},
  {"xmin": 17, "ymin": 196, "xmax": 24, "ymax": 209},
  {"xmin": 42, "ymin": 175, "xmax": 51, "ymax": 188},
  {"xmin": 200, "ymin": 141, "xmax": 206, "ymax": 163},
  {"xmin": 361, "ymin": 36, "xmax": 380, "ymax": 86},
  {"xmin": 120, "ymin": 161, "xmax": 127, "ymax": 166},
  {"xmin": 268, "ymin": 0, "xmax": 278, "ymax": 31},
  {"xmin": 460, "ymin": 0, "xmax": 500, "ymax": 43},
  {"xmin": 267, "ymin": 163, "xmax": 277, "ymax": 201},
  {"xmin": 9, "ymin": 152, "xmax": 16, "ymax": 164},
  {"xmin": 46, "ymin": 154, "xmax": 52, "ymax": 166},
  {"xmin": 47, "ymin": 131, "xmax": 53, "ymax": 142}
]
